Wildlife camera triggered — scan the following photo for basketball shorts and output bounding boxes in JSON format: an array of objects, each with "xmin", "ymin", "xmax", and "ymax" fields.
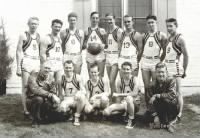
[
  {"xmin": 105, "ymin": 53, "xmax": 118, "ymax": 66},
  {"xmin": 21, "ymin": 56, "xmax": 40, "ymax": 73},
  {"xmin": 63, "ymin": 53, "xmax": 82, "ymax": 66},
  {"xmin": 118, "ymin": 57, "xmax": 139, "ymax": 71},
  {"xmin": 47, "ymin": 58, "xmax": 63, "ymax": 72},
  {"xmin": 60, "ymin": 97, "xmax": 76, "ymax": 112},
  {"xmin": 141, "ymin": 56, "xmax": 160, "ymax": 71},
  {"xmin": 86, "ymin": 51, "xmax": 105, "ymax": 64},
  {"xmin": 165, "ymin": 60, "xmax": 184, "ymax": 77}
]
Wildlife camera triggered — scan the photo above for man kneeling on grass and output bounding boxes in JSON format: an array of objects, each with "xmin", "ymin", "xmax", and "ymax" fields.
[
  {"xmin": 147, "ymin": 62, "xmax": 179, "ymax": 133},
  {"xmin": 103, "ymin": 62, "xmax": 141, "ymax": 129},
  {"xmin": 26, "ymin": 61, "xmax": 61, "ymax": 128}
]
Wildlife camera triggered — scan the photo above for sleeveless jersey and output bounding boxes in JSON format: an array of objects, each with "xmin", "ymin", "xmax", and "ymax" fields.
[
  {"xmin": 142, "ymin": 31, "xmax": 161, "ymax": 57},
  {"xmin": 46, "ymin": 34, "xmax": 63, "ymax": 60},
  {"xmin": 106, "ymin": 27, "xmax": 119, "ymax": 53},
  {"xmin": 87, "ymin": 78, "xmax": 104, "ymax": 98},
  {"xmin": 85, "ymin": 27, "xmax": 104, "ymax": 47},
  {"xmin": 61, "ymin": 74, "xmax": 80, "ymax": 97},
  {"xmin": 120, "ymin": 31, "xmax": 138, "ymax": 59},
  {"xmin": 120, "ymin": 76, "xmax": 135, "ymax": 93},
  {"xmin": 22, "ymin": 31, "xmax": 40, "ymax": 58},
  {"xmin": 165, "ymin": 34, "xmax": 182, "ymax": 60},
  {"xmin": 62, "ymin": 29, "xmax": 82, "ymax": 54}
]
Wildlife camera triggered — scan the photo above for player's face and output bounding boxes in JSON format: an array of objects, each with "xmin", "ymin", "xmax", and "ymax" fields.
[
  {"xmin": 64, "ymin": 63, "xmax": 74, "ymax": 75},
  {"xmin": 106, "ymin": 16, "xmax": 115, "ymax": 27},
  {"xmin": 124, "ymin": 17, "xmax": 133, "ymax": 30},
  {"xmin": 90, "ymin": 13, "xmax": 99, "ymax": 26},
  {"xmin": 28, "ymin": 19, "xmax": 39, "ymax": 32},
  {"xmin": 89, "ymin": 66, "xmax": 99, "ymax": 79},
  {"xmin": 41, "ymin": 64, "xmax": 51, "ymax": 76},
  {"xmin": 68, "ymin": 16, "xmax": 77, "ymax": 28},
  {"xmin": 52, "ymin": 22, "xmax": 62, "ymax": 34},
  {"xmin": 166, "ymin": 22, "xmax": 177, "ymax": 34},
  {"xmin": 147, "ymin": 19, "xmax": 157, "ymax": 32},
  {"xmin": 156, "ymin": 67, "xmax": 167, "ymax": 83},
  {"xmin": 122, "ymin": 65, "xmax": 132, "ymax": 77}
]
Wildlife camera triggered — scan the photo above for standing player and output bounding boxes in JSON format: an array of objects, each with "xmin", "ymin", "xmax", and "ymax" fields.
[
  {"xmin": 118, "ymin": 15, "xmax": 143, "ymax": 77},
  {"xmin": 40, "ymin": 19, "xmax": 63, "ymax": 86},
  {"xmin": 103, "ymin": 62, "xmax": 140, "ymax": 129},
  {"xmin": 60, "ymin": 12, "xmax": 84, "ymax": 74},
  {"xmin": 84, "ymin": 11, "xmax": 107, "ymax": 77},
  {"xmin": 105, "ymin": 13, "xmax": 123, "ymax": 97},
  {"xmin": 16, "ymin": 17, "xmax": 40, "ymax": 117},
  {"xmin": 140, "ymin": 15, "xmax": 167, "ymax": 111},
  {"xmin": 58, "ymin": 60, "xmax": 86, "ymax": 126},
  {"xmin": 161, "ymin": 18, "xmax": 189, "ymax": 120},
  {"xmin": 84, "ymin": 63, "xmax": 110, "ymax": 115}
]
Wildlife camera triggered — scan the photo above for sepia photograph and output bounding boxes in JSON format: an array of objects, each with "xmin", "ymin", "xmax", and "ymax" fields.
[{"xmin": 0, "ymin": 0, "xmax": 199, "ymax": 137}]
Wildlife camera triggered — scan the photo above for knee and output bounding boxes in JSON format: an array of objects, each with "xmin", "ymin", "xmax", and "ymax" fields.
[
  {"xmin": 103, "ymin": 107, "xmax": 111, "ymax": 116},
  {"xmin": 33, "ymin": 96, "xmax": 44, "ymax": 105},
  {"xmin": 84, "ymin": 104, "xmax": 93, "ymax": 114},
  {"xmin": 125, "ymin": 96, "xmax": 133, "ymax": 104},
  {"xmin": 74, "ymin": 92, "xmax": 85, "ymax": 102},
  {"xmin": 101, "ymin": 96, "xmax": 109, "ymax": 107}
]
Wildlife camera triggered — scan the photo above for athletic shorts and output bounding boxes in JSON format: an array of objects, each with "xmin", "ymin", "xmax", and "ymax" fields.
[
  {"xmin": 63, "ymin": 53, "xmax": 82, "ymax": 66},
  {"xmin": 141, "ymin": 57, "xmax": 160, "ymax": 71},
  {"xmin": 165, "ymin": 60, "xmax": 184, "ymax": 77},
  {"xmin": 46, "ymin": 58, "xmax": 63, "ymax": 72},
  {"xmin": 86, "ymin": 51, "xmax": 105, "ymax": 64},
  {"xmin": 105, "ymin": 53, "xmax": 118, "ymax": 66},
  {"xmin": 118, "ymin": 57, "xmax": 139, "ymax": 71},
  {"xmin": 21, "ymin": 56, "xmax": 40, "ymax": 73},
  {"xmin": 121, "ymin": 96, "xmax": 140, "ymax": 113},
  {"xmin": 60, "ymin": 97, "xmax": 76, "ymax": 112}
]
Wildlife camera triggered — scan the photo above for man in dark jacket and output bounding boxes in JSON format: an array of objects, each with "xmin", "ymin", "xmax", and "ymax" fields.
[
  {"xmin": 26, "ymin": 61, "xmax": 61, "ymax": 128},
  {"xmin": 147, "ymin": 62, "xmax": 178, "ymax": 133}
]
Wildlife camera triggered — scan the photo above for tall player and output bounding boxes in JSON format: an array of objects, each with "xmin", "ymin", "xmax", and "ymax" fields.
[
  {"xmin": 84, "ymin": 11, "xmax": 107, "ymax": 77},
  {"xmin": 118, "ymin": 15, "xmax": 143, "ymax": 77},
  {"xmin": 40, "ymin": 19, "xmax": 63, "ymax": 87},
  {"xmin": 140, "ymin": 15, "xmax": 167, "ymax": 112},
  {"xmin": 161, "ymin": 18, "xmax": 189, "ymax": 120},
  {"xmin": 105, "ymin": 13, "xmax": 123, "ymax": 97},
  {"xmin": 16, "ymin": 17, "xmax": 40, "ymax": 117},
  {"xmin": 60, "ymin": 12, "xmax": 84, "ymax": 74}
]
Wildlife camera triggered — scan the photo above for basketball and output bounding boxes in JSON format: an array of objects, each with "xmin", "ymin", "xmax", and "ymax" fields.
[{"xmin": 87, "ymin": 43, "xmax": 102, "ymax": 55}]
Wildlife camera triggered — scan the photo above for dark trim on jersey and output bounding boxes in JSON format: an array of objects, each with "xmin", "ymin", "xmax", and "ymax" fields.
[
  {"xmin": 96, "ymin": 28, "xmax": 105, "ymax": 44},
  {"xmin": 22, "ymin": 31, "xmax": 40, "ymax": 52},
  {"xmin": 46, "ymin": 34, "xmax": 56, "ymax": 57},
  {"xmin": 61, "ymin": 74, "xmax": 80, "ymax": 92},
  {"xmin": 112, "ymin": 27, "xmax": 119, "ymax": 42},
  {"xmin": 172, "ymin": 34, "xmax": 182, "ymax": 55},
  {"xmin": 120, "ymin": 31, "xmax": 137, "ymax": 49},
  {"xmin": 84, "ymin": 27, "xmax": 105, "ymax": 44},
  {"xmin": 120, "ymin": 76, "xmax": 135, "ymax": 93},
  {"xmin": 87, "ymin": 78, "xmax": 104, "ymax": 98},
  {"xmin": 154, "ymin": 31, "xmax": 161, "ymax": 49},
  {"xmin": 62, "ymin": 29, "xmax": 70, "ymax": 53},
  {"xmin": 142, "ymin": 32, "xmax": 149, "ymax": 47}
]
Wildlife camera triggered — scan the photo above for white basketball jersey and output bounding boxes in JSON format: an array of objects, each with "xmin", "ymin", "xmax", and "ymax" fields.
[
  {"xmin": 120, "ymin": 76, "xmax": 135, "ymax": 94},
  {"xmin": 107, "ymin": 28, "xmax": 119, "ymax": 52},
  {"xmin": 143, "ymin": 32, "xmax": 161, "ymax": 57},
  {"xmin": 87, "ymin": 78, "xmax": 104, "ymax": 98}
]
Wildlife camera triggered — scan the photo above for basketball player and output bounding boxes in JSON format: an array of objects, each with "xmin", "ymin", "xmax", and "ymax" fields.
[
  {"xmin": 84, "ymin": 63, "xmax": 110, "ymax": 115},
  {"xmin": 58, "ymin": 60, "xmax": 86, "ymax": 126},
  {"xmin": 83, "ymin": 11, "xmax": 107, "ymax": 77},
  {"xmin": 60, "ymin": 12, "xmax": 84, "ymax": 74},
  {"xmin": 105, "ymin": 13, "xmax": 123, "ymax": 97},
  {"xmin": 161, "ymin": 18, "xmax": 189, "ymax": 120},
  {"xmin": 16, "ymin": 17, "xmax": 40, "ymax": 117},
  {"xmin": 118, "ymin": 15, "xmax": 143, "ymax": 77},
  {"xmin": 140, "ymin": 15, "xmax": 167, "ymax": 112},
  {"xmin": 40, "ymin": 19, "xmax": 63, "ymax": 88},
  {"xmin": 103, "ymin": 62, "xmax": 140, "ymax": 129}
]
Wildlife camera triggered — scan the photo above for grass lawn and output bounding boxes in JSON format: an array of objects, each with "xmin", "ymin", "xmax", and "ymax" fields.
[{"xmin": 0, "ymin": 93, "xmax": 199, "ymax": 138}]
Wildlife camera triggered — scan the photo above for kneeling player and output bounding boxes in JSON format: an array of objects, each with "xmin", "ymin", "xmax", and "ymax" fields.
[
  {"xmin": 84, "ymin": 63, "xmax": 110, "ymax": 116},
  {"xmin": 58, "ymin": 60, "xmax": 86, "ymax": 126},
  {"xmin": 103, "ymin": 62, "xmax": 140, "ymax": 129}
]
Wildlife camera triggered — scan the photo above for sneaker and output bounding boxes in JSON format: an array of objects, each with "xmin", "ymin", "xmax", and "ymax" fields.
[
  {"xmin": 167, "ymin": 125, "xmax": 174, "ymax": 133},
  {"xmin": 169, "ymin": 117, "xmax": 177, "ymax": 126},
  {"xmin": 152, "ymin": 116, "xmax": 160, "ymax": 129},
  {"xmin": 125, "ymin": 119, "xmax": 135, "ymax": 129},
  {"xmin": 73, "ymin": 117, "xmax": 80, "ymax": 126}
]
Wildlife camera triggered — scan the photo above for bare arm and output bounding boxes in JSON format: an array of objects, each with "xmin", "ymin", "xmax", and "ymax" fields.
[
  {"xmin": 40, "ymin": 36, "xmax": 50, "ymax": 65},
  {"xmin": 135, "ymin": 32, "xmax": 144, "ymax": 63},
  {"xmin": 78, "ymin": 76, "xmax": 87, "ymax": 96},
  {"xmin": 160, "ymin": 32, "xmax": 168, "ymax": 62},
  {"xmin": 60, "ymin": 30, "xmax": 66, "ymax": 54},
  {"xmin": 79, "ymin": 30, "xmax": 85, "ymax": 51}
]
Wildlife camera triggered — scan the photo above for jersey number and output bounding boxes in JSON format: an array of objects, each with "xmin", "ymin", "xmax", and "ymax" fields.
[
  {"xmin": 167, "ymin": 47, "xmax": 171, "ymax": 53},
  {"xmin": 123, "ymin": 42, "xmax": 130, "ymax": 48},
  {"xmin": 68, "ymin": 88, "xmax": 73, "ymax": 94},
  {"xmin": 56, "ymin": 47, "xmax": 61, "ymax": 52},
  {"xmin": 71, "ymin": 39, "xmax": 75, "ymax": 45},
  {"xmin": 149, "ymin": 41, "xmax": 153, "ymax": 47},
  {"xmin": 90, "ymin": 35, "xmax": 97, "ymax": 41},
  {"xmin": 108, "ymin": 39, "xmax": 112, "ymax": 45}
]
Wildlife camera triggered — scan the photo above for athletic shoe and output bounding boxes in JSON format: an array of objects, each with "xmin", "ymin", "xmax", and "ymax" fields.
[
  {"xmin": 125, "ymin": 119, "xmax": 135, "ymax": 129},
  {"xmin": 73, "ymin": 117, "xmax": 80, "ymax": 126},
  {"xmin": 167, "ymin": 125, "xmax": 174, "ymax": 133}
]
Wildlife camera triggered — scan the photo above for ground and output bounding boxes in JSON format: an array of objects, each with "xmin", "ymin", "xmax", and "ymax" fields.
[{"xmin": 0, "ymin": 93, "xmax": 199, "ymax": 138}]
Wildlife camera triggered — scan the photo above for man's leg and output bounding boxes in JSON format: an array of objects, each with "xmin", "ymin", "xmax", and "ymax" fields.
[
  {"xmin": 109, "ymin": 64, "xmax": 118, "ymax": 97},
  {"xmin": 176, "ymin": 77, "xmax": 183, "ymax": 119},
  {"xmin": 98, "ymin": 60, "xmax": 106, "ymax": 77},
  {"xmin": 22, "ymin": 71, "xmax": 30, "ymax": 116},
  {"xmin": 74, "ymin": 63, "xmax": 82, "ymax": 75},
  {"xmin": 103, "ymin": 103, "xmax": 125, "ymax": 117}
]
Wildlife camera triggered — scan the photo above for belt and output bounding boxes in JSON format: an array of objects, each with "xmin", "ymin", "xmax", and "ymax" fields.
[
  {"xmin": 47, "ymin": 57, "xmax": 62, "ymax": 61},
  {"xmin": 142, "ymin": 55, "xmax": 159, "ymax": 59},
  {"xmin": 64, "ymin": 52, "xmax": 81, "ymax": 56},
  {"xmin": 24, "ymin": 55, "xmax": 39, "ymax": 60},
  {"xmin": 105, "ymin": 51, "xmax": 118, "ymax": 54},
  {"xmin": 165, "ymin": 59, "xmax": 178, "ymax": 63},
  {"xmin": 120, "ymin": 55, "xmax": 136, "ymax": 59}
]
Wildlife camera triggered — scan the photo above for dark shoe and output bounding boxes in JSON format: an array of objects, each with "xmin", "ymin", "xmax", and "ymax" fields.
[
  {"xmin": 23, "ymin": 111, "xmax": 31, "ymax": 120},
  {"xmin": 31, "ymin": 120, "xmax": 39, "ymax": 128},
  {"xmin": 125, "ymin": 119, "xmax": 135, "ymax": 129}
]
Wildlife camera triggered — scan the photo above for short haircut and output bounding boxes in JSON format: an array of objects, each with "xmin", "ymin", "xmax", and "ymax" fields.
[
  {"xmin": 90, "ymin": 11, "xmax": 99, "ymax": 17},
  {"xmin": 121, "ymin": 62, "xmax": 132, "ymax": 69},
  {"xmin": 105, "ymin": 13, "xmax": 115, "ymax": 18},
  {"xmin": 63, "ymin": 60, "xmax": 73, "ymax": 67},
  {"xmin": 124, "ymin": 15, "xmax": 133, "ymax": 20},
  {"xmin": 166, "ymin": 18, "xmax": 178, "ymax": 27},
  {"xmin": 89, "ymin": 62, "xmax": 99, "ymax": 71},
  {"xmin": 51, "ymin": 19, "xmax": 63, "ymax": 26},
  {"xmin": 146, "ymin": 15, "xmax": 157, "ymax": 21},
  {"xmin": 68, "ymin": 12, "xmax": 78, "ymax": 19},
  {"xmin": 27, "ymin": 17, "xmax": 39, "ymax": 24},
  {"xmin": 155, "ymin": 62, "xmax": 167, "ymax": 70}
]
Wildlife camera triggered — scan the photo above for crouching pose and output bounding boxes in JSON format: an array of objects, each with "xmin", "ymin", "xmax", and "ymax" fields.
[
  {"xmin": 147, "ymin": 63, "xmax": 179, "ymax": 133},
  {"xmin": 103, "ymin": 62, "xmax": 140, "ymax": 129},
  {"xmin": 84, "ymin": 63, "xmax": 110, "ymax": 116},
  {"xmin": 58, "ymin": 60, "xmax": 86, "ymax": 126},
  {"xmin": 26, "ymin": 62, "xmax": 61, "ymax": 128}
]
